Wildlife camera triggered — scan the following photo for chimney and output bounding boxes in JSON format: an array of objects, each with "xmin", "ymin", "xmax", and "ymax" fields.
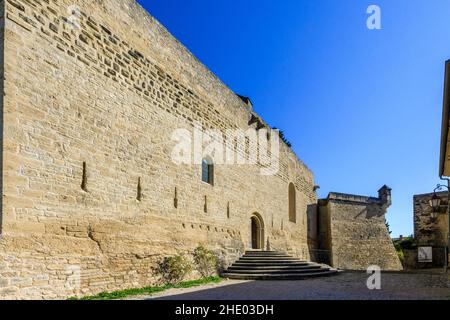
[{"xmin": 378, "ymin": 185, "xmax": 392, "ymax": 207}]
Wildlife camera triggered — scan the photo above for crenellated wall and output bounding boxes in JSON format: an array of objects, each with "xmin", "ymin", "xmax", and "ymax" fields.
[{"xmin": 0, "ymin": 0, "xmax": 317, "ymax": 299}]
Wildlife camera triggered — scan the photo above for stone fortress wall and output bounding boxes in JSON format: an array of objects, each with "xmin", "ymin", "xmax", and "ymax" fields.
[
  {"xmin": 0, "ymin": 0, "xmax": 317, "ymax": 299},
  {"xmin": 318, "ymin": 187, "xmax": 403, "ymax": 271}
]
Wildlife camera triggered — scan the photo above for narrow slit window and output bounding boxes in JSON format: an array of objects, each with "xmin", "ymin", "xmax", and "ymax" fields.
[
  {"xmin": 174, "ymin": 187, "xmax": 178, "ymax": 208},
  {"xmin": 137, "ymin": 178, "xmax": 142, "ymax": 201},
  {"xmin": 81, "ymin": 162, "xmax": 88, "ymax": 192}
]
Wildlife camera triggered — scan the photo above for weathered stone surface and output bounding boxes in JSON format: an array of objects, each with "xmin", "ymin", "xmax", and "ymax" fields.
[
  {"xmin": 414, "ymin": 192, "xmax": 449, "ymax": 247},
  {"xmin": 318, "ymin": 187, "xmax": 402, "ymax": 271},
  {"xmin": 413, "ymin": 192, "xmax": 449, "ymax": 267},
  {"xmin": 0, "ymin": 0, "xmax": 316, "ymax": 299}
]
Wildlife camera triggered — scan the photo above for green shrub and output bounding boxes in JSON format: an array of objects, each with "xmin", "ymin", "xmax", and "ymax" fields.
[
  {"xmin": 69, "ymin": 277, "xmax": 223, "ymax": 300},
  {"xmin": 193, "ymin": 246, "xmax": 219, "ymax": 278},
  {"xmin": 396, "ymin": 248, "xmax": 405, "ymax": 263},
  {"xmin": 399, "ymin": 238, "xmax": 416, "ymax": 250},
  {"xmin": 394, "ymin": 237, "xmax": 416, "ymax": 251},
  {"xmin": 157, "ymin": 254, "xmax": 192, "ymax": 285},
  {"xmin": 393, "ymin": 237, "xmax": 416, "ymax": 266}
]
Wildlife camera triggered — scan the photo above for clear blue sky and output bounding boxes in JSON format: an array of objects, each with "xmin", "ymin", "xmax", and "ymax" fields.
[{"xmin": 136, "ymin": 0, "xmax": 450, "ymax": 237}]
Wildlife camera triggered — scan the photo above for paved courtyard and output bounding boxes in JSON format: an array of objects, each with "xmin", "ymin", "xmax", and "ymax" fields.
[{"xmin": 141, "ymin": 272, "xmax": 450, "ymax": 300}]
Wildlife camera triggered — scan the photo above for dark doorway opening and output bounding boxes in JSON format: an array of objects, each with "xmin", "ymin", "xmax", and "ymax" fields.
[{"xmin": 251, "ymin": 214, "xmax": 264, "ymax": 250}]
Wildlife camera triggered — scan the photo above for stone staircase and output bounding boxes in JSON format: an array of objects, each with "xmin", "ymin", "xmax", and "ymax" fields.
[{"xmin": 222, "ymin": 251, "xmax": 338, "ymax": 280}]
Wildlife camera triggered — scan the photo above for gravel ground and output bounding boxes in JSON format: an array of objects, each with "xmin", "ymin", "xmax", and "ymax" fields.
[{"xmin": 141, "ymin": 272, "xmax": 450, "ymax": 300}]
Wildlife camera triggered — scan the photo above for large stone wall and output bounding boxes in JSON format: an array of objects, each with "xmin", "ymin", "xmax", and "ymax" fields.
[
  {"xmin": 318, "ymin": 187, "xmax": 402, "ymax": 271},
  {"xmin": 0, "ymin": 0, "xmax": 317, "ymax": 299}
]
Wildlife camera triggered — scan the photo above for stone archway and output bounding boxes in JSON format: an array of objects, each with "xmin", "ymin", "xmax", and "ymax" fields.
[{"xmin": 250, "ymin": 213, "xmax": 265, "ymax": 250}]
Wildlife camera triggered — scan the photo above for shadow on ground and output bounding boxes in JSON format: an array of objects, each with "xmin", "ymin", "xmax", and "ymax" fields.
[{"xmin": 148, "ymin": 272, "xmax": 450, "ymax": 300}]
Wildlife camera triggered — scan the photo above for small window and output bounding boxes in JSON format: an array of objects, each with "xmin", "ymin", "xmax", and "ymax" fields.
[
  {"xmin": 81, "ymin": 162, "xmax": 88, "ymax": 192},
  {"xmin": 202, "ymin": 157, "xmax": 214, "ymax": 185},
  {"xmin": 137, "ymin": 177, "xmax": 142, "ymax": 202}
]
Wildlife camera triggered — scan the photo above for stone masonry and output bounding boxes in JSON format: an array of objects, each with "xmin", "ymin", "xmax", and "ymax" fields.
[
  {"xmin": 414, "ymin": 192, "xmax": 449, "ymax": 248},
  {"xmin": 413, "ymin": 192, "xmax": 449, "ymax": 268},
  {"xmin": 0, "ymin": 0, "xmax": 318, "ymax": 299},
  {"xmin": 0, "ymin": 0, "xmax": 404, "ymax": 299},
  {"xmin": 318, "ymin": 186, "xmax": 402, "ymax": 271}
]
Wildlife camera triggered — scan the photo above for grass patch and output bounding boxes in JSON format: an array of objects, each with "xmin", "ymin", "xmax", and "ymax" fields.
[{"xmin": 69, "ymin": 276, "xmax": 223, "ymax": 301}]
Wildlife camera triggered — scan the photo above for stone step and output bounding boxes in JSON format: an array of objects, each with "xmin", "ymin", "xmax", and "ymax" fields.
[
  {"xmin": 233, "ymin": 260, "xmax": 310, "ymax": 267},
  {"xmin": 240, "ymin": 256, "xmax": 298, "ymax": 260},
  {"xmin": 228, "ymin": 265, "xmax": 323, "ymax": 271},
  {"xmin": 235, "ymin": 259, "xmax": 308, "ymax": 264},
  {"xmin": 222, "ymin": 250, "xmax": 338, "ymax": 281},
  {"xmin": 226, "ymin": 268, "xmax": 328, "ymax": 274},
  {"xmin": 240, "ymin": 256, "xmax": 298, "ymax": 261},
  {"xmin": 245, "ymin": 251, "xmax": 290, "ymax": 255},
  {"xmin": 242, "ymin": 255, "xmax": 294, "ymax": 259},
  {"xmin": 222, "ymin": 270, "xmax": 338, "ymax": 281},
  {"xmin": 245, "ymin": 250, "xmax": 282, "ymax": 253},
  {"xmin": 244, "ymin": 252, "xmax": 292, "ymax": 255}
]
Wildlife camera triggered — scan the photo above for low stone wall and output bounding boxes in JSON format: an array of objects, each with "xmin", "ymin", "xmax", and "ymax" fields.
[
  {"xmin": 0, "ymin": 216, "xmax": 244, "ymax": 299},
  {"xmin": 403, "ymin": 248, "xmax": 448, "ymax": 270}
]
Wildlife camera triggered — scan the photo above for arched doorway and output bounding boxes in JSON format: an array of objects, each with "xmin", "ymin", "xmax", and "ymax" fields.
[{"xmin": 250, "ymin": 214, "xmax": 265, "ymax": 250}]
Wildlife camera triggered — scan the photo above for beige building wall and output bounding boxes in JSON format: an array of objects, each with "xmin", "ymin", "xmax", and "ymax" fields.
[
  {"xmin": 318, "ymin": 188, "xmax": 402, "ymax": 271},
  {"xmin": 0, "ymin": 0, "xmax": 317, "ymax": 299}
]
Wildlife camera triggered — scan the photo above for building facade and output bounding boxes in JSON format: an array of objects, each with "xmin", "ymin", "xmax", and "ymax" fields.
[
  {"xmin": 410, "ymin": 192, "xmax": 449, "ymax": 268},
  {"xmin": 434, "ymin": 59, "xmax": 450, "ymax": 270},
  {"xmin": 0, "ymin": 0, "xmax": 401, "ymax": 299},
  {"xmin": 0, "ymin": 0, "xmax": 319, "ymax": 299},
  {"xmin": 414, "ymin": 192, "xmax": 449, "ymax": 248}
]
